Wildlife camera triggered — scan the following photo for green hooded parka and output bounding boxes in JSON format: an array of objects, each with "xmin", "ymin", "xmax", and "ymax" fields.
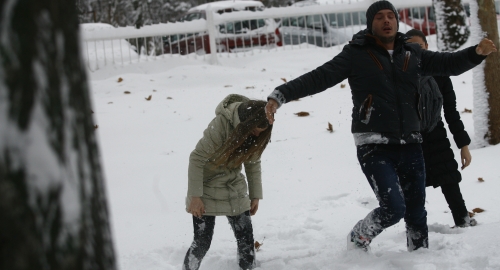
[{"xmin": 186, "ymin": 94, "xmax": 263, "ymax": 216}]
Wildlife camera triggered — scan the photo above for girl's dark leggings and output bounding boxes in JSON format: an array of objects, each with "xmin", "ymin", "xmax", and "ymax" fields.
[
  {"xmin": 441, "ymin": 182, "xmax": 469, "ymax": 226},
  {"xmin": 183, "ymin": 210, "xmax": 255, "ymax": 270}
]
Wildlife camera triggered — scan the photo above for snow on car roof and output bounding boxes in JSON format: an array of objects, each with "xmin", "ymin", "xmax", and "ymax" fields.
[
  {"xmin": 292, "ymin": 0, "xmax": 320, "ymax": 7},
  {"xmin": 80, "ymin": 23, "xmax": 115, "ymax": 32},
  {"xmin": 188, "ymin": 0, "xmax": 265, "ymax": 12},
  {"xmin": 293, "ymin": 0, "xmax": 366, "ymax": 5}
]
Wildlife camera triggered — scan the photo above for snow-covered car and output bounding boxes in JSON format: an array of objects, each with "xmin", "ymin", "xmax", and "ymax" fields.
[
  {"xmin": 278, "ymin": 0, "xmax": 366, "ymax": 47},
  {"xmin": 80, "ymin": 23, "xmax": 140, "ymax": 69},
  {"xmin": 164, "ymin": 0, "xmax": 281, "ymax": 55}
]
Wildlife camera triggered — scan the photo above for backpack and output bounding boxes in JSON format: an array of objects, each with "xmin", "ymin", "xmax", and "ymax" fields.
[{"xmin": 419, "ymin": 76, "xmax": 443, "ymax": 133}]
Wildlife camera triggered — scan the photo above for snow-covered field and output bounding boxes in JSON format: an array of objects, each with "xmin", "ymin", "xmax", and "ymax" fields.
[{"xmin": 87, "ymin": 35, "xmax": 500, "ymax": 270}]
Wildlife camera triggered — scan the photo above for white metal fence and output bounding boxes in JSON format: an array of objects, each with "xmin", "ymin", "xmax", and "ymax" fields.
[{"xmin": 80, "ymin": 0, "xmax": 478, "ymax": 71}]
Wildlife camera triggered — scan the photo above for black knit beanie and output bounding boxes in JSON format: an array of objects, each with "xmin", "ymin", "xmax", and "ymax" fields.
[{"xmin": 366, "ymin": 0, "xmax": 399, "ymax": 32}]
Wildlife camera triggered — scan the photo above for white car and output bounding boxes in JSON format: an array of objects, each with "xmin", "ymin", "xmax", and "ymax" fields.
[
  {"xmin": 279, "ymin": 0, "xmax": 366, "ymax": 47},
  {"xmin": 165, "ymin": 0, "xmax": 281, "ymax": 54}
]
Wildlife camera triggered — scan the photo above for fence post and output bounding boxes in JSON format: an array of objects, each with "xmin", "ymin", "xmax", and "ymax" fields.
[{"xmin": 206, "ymin": 5, "xmax": 219, "ymax": 65}]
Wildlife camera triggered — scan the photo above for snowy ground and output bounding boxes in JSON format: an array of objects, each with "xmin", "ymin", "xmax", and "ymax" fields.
[{"xmin": 87, "ymin": 36, "xmax": 500, "ymax": 270}]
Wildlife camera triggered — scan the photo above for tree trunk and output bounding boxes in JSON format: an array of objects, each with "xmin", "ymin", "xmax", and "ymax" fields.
[
  {"xmin": 0, "ymin": 0, "xmax": 116, "ymax": 269},
  {"xmin": 433, "ymin": 0, "xmax": 470, "ymax": 51},
  {"xmin": 470, "ymin": 0, "xmax": 500, "ymax": 145},
  {"xmin": 478, "ymin": 0, "xmax": 500, "ymax": 145}
]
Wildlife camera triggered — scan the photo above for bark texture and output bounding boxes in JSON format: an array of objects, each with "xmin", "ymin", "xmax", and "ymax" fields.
[
  {"xmin": 477, "ymin": 0, "xmax": 500, "ymax": 145},
  {"xmin": 0, "ymin": 0, "xmax": 116, "ymax": 269}
]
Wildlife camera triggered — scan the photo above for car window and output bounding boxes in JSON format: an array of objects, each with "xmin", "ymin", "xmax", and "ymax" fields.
[
  {"xmin": 306, "ymin": 14, "xmax": 323, "ymax": 29},
  {"xmin": 219, "ymin": 19, "xmax": 266, "ymax": 33},
  {"xmin": 216, "ymin": 6, "xmax": 264, "ymax": 14},
  {"xmin": 326, "ymin": 11, "xmax": 366, "ymax": 27},
  {"xmin": 409, "ymin": 7, "xmax": 434, "ymax": 21},
  {"xmin": 281, "ymin": 16, "xmax": 306, "ymax": 27},
  {"xmin": 165, "ymin": 33, "xmax": 195, "ymax": 43},
  {"xmin": 427, "ymin": 7, "xmax": 435, "ymax": 21},
  {"xmin": 181, "ymin": 13, "xmax": 202, "ymax": 21},
  {"xmin": 217, "ymin": 8, "xmax": 234, "ymax": 14},
  {"xmin": 244, "ymin": 6, "xmax": 264, "ymax": 12}
]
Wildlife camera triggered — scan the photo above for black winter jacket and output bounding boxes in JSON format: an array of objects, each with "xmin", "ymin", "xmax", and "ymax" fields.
[
  {"xmin": 273, "ymin": 29, "xmax": 485, "ymax": 144},
  {"xmin": 422, "ymin": 76, "xmax": 471, "ymax": 188}
]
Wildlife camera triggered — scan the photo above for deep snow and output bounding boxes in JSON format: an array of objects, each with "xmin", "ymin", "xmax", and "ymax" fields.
[{"xmin": 87, "ymin": 33, "xmax": 500, "ymax": 269}]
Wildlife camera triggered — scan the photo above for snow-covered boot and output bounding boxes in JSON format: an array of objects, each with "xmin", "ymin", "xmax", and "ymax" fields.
[
  {"xmin": 347, "ymin": 231, "xmax": 371, "ymax": 252},
  {"xmin": 455, "ymin": 215, "xmax": 478, "ymax": 228},
  {"xmin": 406, "ymin": 225, "xmax": 428, "ymax": 252},
  {"xmin": 469, "ymin": 218, "xmax": 478, "ymax": 226}
]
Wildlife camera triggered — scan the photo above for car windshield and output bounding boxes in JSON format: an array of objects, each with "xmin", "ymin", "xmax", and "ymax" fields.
[
  {"xmin": 219, "ymin": 19, "xmax": 266, "ymax": 33},
  {"xmin": 181, "ymin": 13, "xmax": 203, "ymax": 21},
  {"xmin": 307, "ymin": 14, "xmax": 323, "ymax": 28},
  {"xmin": 281, "ymin": 15, "xmax": 323, "ymax": 29},
  {"xmin": 281, "ymin": 16, "xmax": 305, "ymax": 27}
]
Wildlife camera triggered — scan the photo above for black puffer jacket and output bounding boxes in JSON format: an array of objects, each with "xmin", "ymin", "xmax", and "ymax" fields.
[
  {"xmin": 422, "ymin": 76, "xmax": 471, "ymax": 188},
  {"xmin": 274, "ymin": 29, "xmax": 485, "ymax": 144}
]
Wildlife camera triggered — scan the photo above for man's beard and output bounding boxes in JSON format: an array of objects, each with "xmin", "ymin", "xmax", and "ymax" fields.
[
  {"xmin": 372, "ymin": 28, "xmax": 397, "ymax": 44},
  {"xmin": 378, "ymin": 34, "xmax": 396, "ymax": 44}
]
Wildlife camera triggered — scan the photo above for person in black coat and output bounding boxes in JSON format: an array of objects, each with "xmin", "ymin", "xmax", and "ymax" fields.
[{"xmin": 406, "ymin": 29, "xmax": 477, "ymax": 228}]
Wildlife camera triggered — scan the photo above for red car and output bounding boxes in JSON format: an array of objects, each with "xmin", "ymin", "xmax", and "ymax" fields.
[
  {"xmin": 399, "ymin": 7, "xmax": 436, "ymax": 36},
  {"xmin": 164, "ymin": 0, "xmax": 281, "ymax": 55}
]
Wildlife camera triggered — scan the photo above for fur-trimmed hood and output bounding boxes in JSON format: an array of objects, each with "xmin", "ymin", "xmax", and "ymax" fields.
[{"xmin": 214, "ymin": 94, "xmax": 250, "ymax": 128}]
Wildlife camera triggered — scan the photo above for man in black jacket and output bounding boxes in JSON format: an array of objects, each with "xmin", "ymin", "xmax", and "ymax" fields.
[{"xmin": 265, "ymin": 0, "xmax": 496, "ymax": 251}]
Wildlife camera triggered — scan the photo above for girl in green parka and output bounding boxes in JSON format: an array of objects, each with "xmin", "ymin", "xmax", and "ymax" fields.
[{"xmin": 183, "ymin": 94, "xmax": 272, "ymax": 270}]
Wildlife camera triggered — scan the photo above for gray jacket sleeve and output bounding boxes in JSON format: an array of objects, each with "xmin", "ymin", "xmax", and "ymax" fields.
[
  {"xmin": 187, "ymin": 115, "xmax": 227, "ymax": 197},
  {"xmin": 244, "ymin": 158, "xmax": 263, "ymax": 199}
]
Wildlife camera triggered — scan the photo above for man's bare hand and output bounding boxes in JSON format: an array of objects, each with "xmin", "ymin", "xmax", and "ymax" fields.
[
  {"xmin": 476, "ymin": 38, "xmax": 497, "ymax": 55},
  {"xmin": 188, "ymin": 197, "xmax": 205, "ymax": 218},
  {"xmin": 265, "ymin": 99, "xmax": 278, "ymax": 125},
  {"xmin": 250, "ymin": 199, "xmax": 259, "ymax": 216}
]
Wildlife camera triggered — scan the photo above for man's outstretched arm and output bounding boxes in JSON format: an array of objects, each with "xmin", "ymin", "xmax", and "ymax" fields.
[{"xmin": 421, "ymin": 38, "xmax": 497, "ymax": 77}]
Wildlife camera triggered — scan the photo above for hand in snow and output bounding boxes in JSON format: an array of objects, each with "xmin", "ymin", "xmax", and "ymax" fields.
[
  {"xmin": 189, "ymin": 197, "xmax": 205, "ymax": 218},
  {"xmin": 460, "ymin": 145, "xmax": 472, "ymax": 170},
  {"xmin": 250, "ymin": 199, "xmax": 259, "ymax": 216},
  {"xmin": 476, "ymin": 38, "xmax": 497, "ymax": 55},
  {"xmin": 265, "ymin": 99, "xmax": 278, "ymax": 124}
]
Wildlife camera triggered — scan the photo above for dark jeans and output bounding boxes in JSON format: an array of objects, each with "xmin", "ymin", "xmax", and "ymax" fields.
[
  {"xmin": 441, "ymin": 183, "xmax": 469, "ymax": 226},
  {"xmin": 183, "ymin": 211, "xmax": 255, "ymax": 270},
  {"xmin": 354, "ymin": 143, "xmax": 428, "ymax": 251}
]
